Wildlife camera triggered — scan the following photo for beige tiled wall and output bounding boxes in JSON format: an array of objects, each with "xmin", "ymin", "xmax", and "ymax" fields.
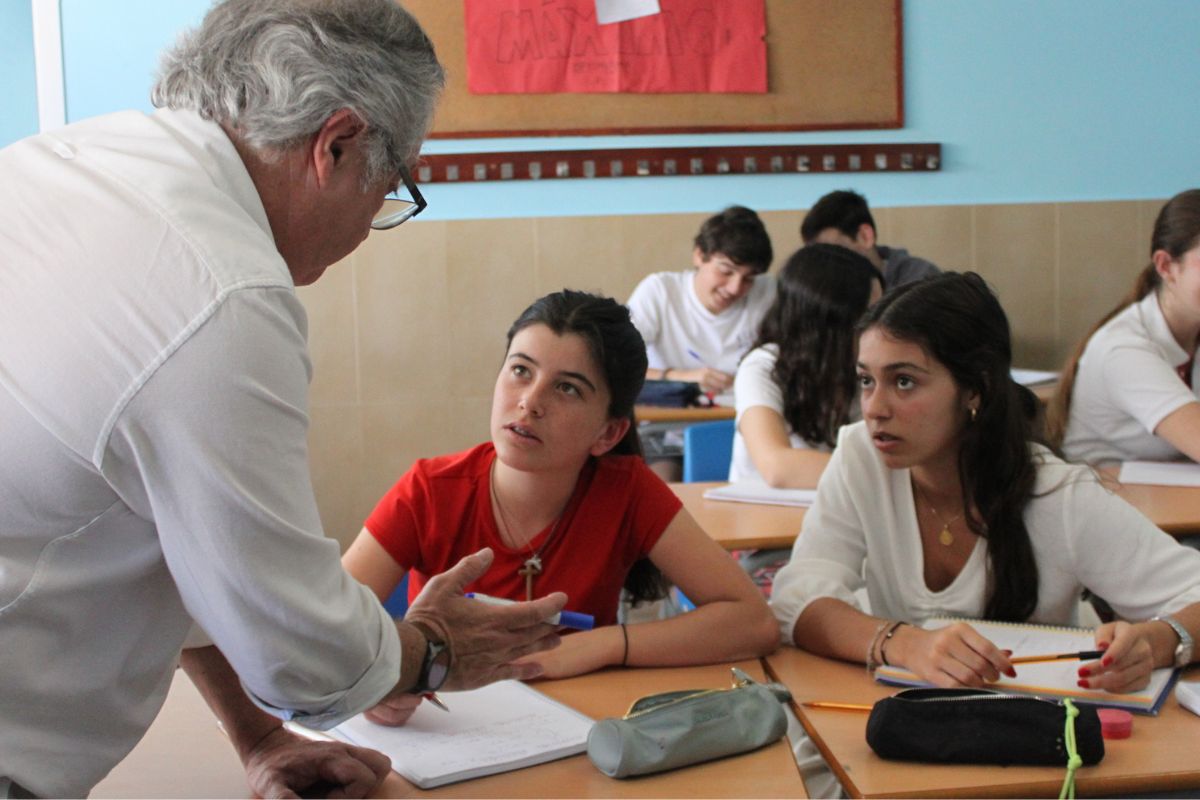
[{"xmin": 298, "ymin": 198, "xmax": 1165, "ymax": 547}]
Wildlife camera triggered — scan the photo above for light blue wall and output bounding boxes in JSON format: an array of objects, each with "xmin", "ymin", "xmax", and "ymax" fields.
[
  {"xmin": 7, "ymin": 1, "xmax": 1199, "ymax": 218},
  {"xmin": 0, "ymin": 1, "xmax": 38, "ymax": 148}
]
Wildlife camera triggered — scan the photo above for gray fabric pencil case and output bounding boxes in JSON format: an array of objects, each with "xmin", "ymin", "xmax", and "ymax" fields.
[{"xmin": 586, "ymin": 667, "xmax": 791, "ymax": 778}]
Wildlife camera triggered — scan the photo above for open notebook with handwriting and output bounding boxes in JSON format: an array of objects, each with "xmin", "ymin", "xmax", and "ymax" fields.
[
  {"xmin": 291, "ymin": 680, "xmax": 593, "ymax": 788},
  {"xmin": 874, "ymin": 617, "xmax": 1178, "ymax": 715}
]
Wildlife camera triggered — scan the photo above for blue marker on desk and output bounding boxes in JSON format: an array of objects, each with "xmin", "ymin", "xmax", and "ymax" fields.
[{"xmin": 466, "ymin": 593, "xmax": 594, "ymax": 631}]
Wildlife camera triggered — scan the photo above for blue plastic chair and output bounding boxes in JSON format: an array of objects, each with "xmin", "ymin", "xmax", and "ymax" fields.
[
  {"xmin": 383, "ymin": 573, "xmax": 410, "ymax": 617},
  {"xmin": 682, "ymin": 418, "xmax": 735, "ymax": 483}
]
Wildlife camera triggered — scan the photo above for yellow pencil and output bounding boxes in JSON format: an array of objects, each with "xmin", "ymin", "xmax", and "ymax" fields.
[{"xmin": 801, "ymin": 701, "xmax": 874, "ymax": 712}]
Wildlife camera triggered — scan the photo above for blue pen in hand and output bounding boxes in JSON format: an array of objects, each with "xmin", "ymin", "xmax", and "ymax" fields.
[
  {"xmin": 466, "ymin": 593, "xmax": 595, "ymax": 631},
  {"xmin": 687, "ymin": 348, "xmax": 717, "ymax": 404}
]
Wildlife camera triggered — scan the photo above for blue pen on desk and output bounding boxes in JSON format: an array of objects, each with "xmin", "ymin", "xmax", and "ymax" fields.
[{"xmin": 466, "ymin": 593, "xmax": 595, "ymax": 631}]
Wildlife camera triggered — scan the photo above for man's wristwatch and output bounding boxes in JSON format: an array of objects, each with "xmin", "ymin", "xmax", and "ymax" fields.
[
  {"xmin": 1151, "ymin": 614, "xmax": 1194, "ymax": 668},
  {"xmin": 408, "ymin": 620, "xmax": 451, "ymax": 693}
]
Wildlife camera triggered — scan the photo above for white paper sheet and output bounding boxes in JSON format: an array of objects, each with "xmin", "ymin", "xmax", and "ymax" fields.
[
  {"xmin": 595, "ymin": 0, "xmax": 660, "ymax": 26},
  {"xmin": 1118, "ymin": 460, "xmax": 1200, "ymax": 487}
]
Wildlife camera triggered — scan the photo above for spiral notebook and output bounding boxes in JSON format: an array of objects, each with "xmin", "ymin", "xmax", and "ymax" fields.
[
  {"xmin": 291, "ymin": 680, "xmax": 594, "ymax": 788},
  {"xmin": 873, "ymin": 617, "xmax": 1179, "ymax": 715}
]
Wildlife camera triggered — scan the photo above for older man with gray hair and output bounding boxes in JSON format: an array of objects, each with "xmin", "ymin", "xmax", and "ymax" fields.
[{"xmin": 0, "ymin": 1, "xmax": 564, "ymax": 797}]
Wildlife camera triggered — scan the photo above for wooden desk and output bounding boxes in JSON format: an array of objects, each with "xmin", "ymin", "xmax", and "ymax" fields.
[
  {"xmin": 380, "ymin": 660, "xmax": 805, "ymax": 798},
  {"xmin": 766, "ymin": 647, "xmax": 1200, "ymax": 799},
  {"xmin": 676, "ymin": 474, "xmax": 1200, "ymax": 551},
  {"xmin": 672, "ymin": 481, "xmax": 806, "ymax": 551},
  {"xmin": 1111, "ymin": 478, "xmax": 1200, "ymax": 537},
  {"xmin": 96, "ymin": 661, "xmax": 805, "ymax": 799},
  {"xmin": 635, "ymin": 404, "xmax": 735, "ymax": 424}
]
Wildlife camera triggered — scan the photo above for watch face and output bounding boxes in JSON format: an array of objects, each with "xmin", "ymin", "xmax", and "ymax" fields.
[{"xmin": 425, "ymin": 642, "xmax": 451, "ymax": 691}]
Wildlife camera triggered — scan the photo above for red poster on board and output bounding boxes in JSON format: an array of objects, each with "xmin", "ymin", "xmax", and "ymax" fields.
[{"xmin": 464, "ymin": 0, "xmax": 767, "ymax": 94}]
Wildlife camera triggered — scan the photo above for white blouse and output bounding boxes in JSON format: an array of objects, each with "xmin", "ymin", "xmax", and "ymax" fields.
[{"xmin": 770, "ymin": 421, "xmax": 1200, "ymax": 644}]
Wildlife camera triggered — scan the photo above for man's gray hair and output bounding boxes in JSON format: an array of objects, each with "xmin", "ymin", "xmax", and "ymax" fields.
[{"xmin": 152, "ymin": 0, "xmax": 444, "ymax": 184}]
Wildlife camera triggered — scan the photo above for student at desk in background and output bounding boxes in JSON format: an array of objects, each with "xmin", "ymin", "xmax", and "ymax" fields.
[
  {"xmin": 1047, "ymin": 189, "xmax": 1200, "ymax": 464},
  {"xmin": 628, "ymin": 205, "xmax": 775, "ymax": 481},
  {"xmin": 768, "ymin": 272, "xmax": 1200, "ymax": 794},
  {"xmin": 801, "ymin": 189, "xmax": 941, "ymax": 289},
  {"xmin": 731, "ymin": 244, "xmax": 883, "ymax": 488},
  {"xmin": 343, "ymin": 290, "xmax": 777, "ymax": 726}
]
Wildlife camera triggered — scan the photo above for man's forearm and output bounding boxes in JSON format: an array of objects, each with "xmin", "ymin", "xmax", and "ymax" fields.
[{"xmin": 180, "ymin": 645, "xmax": 284, "ymax": 761}]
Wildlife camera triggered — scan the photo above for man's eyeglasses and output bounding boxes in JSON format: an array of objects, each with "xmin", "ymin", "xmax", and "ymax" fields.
[{"xmin": 371, "ymin": 165, "xmax": 427, "ymax": 230}]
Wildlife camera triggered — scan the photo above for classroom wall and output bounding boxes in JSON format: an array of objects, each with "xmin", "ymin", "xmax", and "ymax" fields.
[
  {"xmin": 0, "ymin": 2, "xmax": 38, "ymax": 147},
  {"xmin": 4, "ymin": 1, "xmax": 1198, "ymax": 213},
  {"xmin": 299, "ymin": 197, "xmax": 1162, "ymax": 546}
]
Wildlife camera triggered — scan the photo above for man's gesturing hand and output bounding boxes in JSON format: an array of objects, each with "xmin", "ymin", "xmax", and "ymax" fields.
[{"xmin": 402, "ymin": 548, "xmax": 566, "ymax": 690}]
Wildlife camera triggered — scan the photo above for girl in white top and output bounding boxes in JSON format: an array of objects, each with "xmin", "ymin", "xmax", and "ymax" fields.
[
  {"xmin": 1048, "ymin": 189, "xmax": 1200, "ymax": 464},
  {"xmin": 771, "ymin": 272, "xmax": 1200, "ymax": 694},
  {"xmin": 627, "ymin": 205, "xmax": 776, "ymax": 404},
  {"xmin": 731, "ymin": 244, "xmax": 883, "ymax": 485}
]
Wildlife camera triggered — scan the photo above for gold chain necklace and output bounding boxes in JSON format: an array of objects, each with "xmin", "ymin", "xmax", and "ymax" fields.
[
  {"xmin": 913, "ymin": 480, "xmax": 963, "ymax": 547},
  {"xmin": 489, "ymin": 459, "xmax": 568, "ymax": 600}
]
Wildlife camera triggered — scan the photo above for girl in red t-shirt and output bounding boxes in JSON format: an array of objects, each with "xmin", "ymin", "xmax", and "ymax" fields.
[{"xmin": 343, "ymin": 290, "xmax": 778, "ymax": 725}]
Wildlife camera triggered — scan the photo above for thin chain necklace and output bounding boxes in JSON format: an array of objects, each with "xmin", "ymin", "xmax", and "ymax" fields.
[
  {"xmin": 913, "ymin": 480, "xmax": 963, "ymax": 547},
  {"xmin": 489, "ymin": 459, "xmax": 570, "ymax": 600}
]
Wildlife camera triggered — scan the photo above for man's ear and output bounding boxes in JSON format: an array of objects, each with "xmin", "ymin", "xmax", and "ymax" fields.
[
  {"xmin": 855, "ymin": 222, "xmax": 877, "ymax": 249},
  {"xmin": 590, "ymin": 417, "xmax": 632, "ymax": 457},
  {"xmin": 309, "ymin": 108, "xmax": 367, "ymax": 189}
]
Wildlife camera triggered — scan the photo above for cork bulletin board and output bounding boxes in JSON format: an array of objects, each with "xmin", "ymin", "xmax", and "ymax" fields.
[{"xmin": 405, "ymin": 0, "xmax": 904, "ymax": 138}]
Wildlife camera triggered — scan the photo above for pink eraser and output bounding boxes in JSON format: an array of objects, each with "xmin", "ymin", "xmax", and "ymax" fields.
[{"xmin": 1097, "ymin": 708, "xmax": 1133, "ymax": 739}]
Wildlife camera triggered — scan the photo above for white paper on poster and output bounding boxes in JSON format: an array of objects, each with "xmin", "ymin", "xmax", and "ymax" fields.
[{"xmin": 595, "ymin": 0, "xmax": 661, "ymax": 26}]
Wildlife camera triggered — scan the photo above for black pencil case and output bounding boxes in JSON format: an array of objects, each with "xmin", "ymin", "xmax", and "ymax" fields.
[
  {"xmin": 866, "ymin": 687, "xmax": 1105, "ymax": 766},
  {"xmin": 635, "ymin": 379, "xmax": 705, "ymax": 408}
]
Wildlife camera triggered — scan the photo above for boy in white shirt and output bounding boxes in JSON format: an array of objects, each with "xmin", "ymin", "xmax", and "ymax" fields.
[{"xmin": 628, "ymin": 206, "xmax": 775, "ymax": 480}]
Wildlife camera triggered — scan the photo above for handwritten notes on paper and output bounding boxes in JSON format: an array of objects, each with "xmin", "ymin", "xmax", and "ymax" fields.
[
  {"xmin": 330, "ymin": 680, "xmax": 593, "ymax": 788},
  {"xmin": 465, "ymin": 0, "xmax": 767, "ymax": 94}
]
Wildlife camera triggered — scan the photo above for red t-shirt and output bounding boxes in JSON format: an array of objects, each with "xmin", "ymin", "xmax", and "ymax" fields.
[{"xmin": 363, "ymin": 443, "xmax": 682, "ymax": 627}]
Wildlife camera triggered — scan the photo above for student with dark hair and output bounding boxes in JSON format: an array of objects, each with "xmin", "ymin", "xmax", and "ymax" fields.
[
  {"xmin": 1047, "ymin": 189, "xmax": 1200, "ymax": 464},
  {"xmin": 342, "ymin": 290, "xmax": 777, "ymax": 725},
  {"xmin": 771, "ymin": 271, "xmax": 1200, "ymax": 686},
  {"xmin": 730, "ymin": 244, "xmax": 883, "ymax": 487},
  {"xmin": 628, "ymin": 205, "xmax": 776, "ymax": 479},
  {"xmin": 801, "ymin": 189, "xmax": 940, "ymax": 289},
  {"xmin": 630, "ymin": 205, "xmax": 775, "ymax": 397}
]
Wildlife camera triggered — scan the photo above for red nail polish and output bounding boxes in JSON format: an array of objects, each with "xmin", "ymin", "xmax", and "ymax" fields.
[
  {"xmin": 1077, "ymin": 679, "xmax": 1090, "ymax": 688},
  {"xmin": 1098, "ymin": 641, "xmax": 1110, "ymax": 650},
  {"xmin": 1078, "ymin": 667, "xmax": 1090, "ymax": 677},
  {"xmin": 1006, "ymin": 668, "xmax": 1017, "ymax": 678},
  {"xmin": 1102, "ymin": 656, "xmax": 1113, "ymax": 667}
]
